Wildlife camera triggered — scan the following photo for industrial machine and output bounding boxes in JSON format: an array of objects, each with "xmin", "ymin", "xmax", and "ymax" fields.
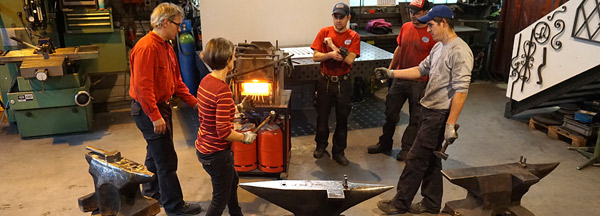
[
  {"xmin": 0, "ymin": 37, "xmax": 99, "ymax": 137},
  {"xmin": 0, "ymin": 0, "xmax": 109, "ymax": 137}
]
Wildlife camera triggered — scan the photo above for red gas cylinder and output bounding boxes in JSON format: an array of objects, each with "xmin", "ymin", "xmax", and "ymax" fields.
[
  {"xmin": 231, "ymin": 123, "xmax": 257, "ymax": 172},
  {"xmin": 258, "ymin": 123, "xmax": 284, "ymax": 173}
]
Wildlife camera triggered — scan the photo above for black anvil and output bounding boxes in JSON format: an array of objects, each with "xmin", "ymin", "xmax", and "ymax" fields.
[
  {"xmin": 78, "ymin": 146, "xmax": 160, "ymax": 216},
  {"xmin": 441, "ymin": 157, "xmax": 559, "ymax": 216}
]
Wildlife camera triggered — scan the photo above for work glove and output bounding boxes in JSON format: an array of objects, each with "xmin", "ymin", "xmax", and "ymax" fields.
[
  {"xmin": 242, "ymin": 131, "xmax": 257, "ymax": 144},
  {"xmin": 444, "ymin": 123, "xmax": 459, "ymax": 144},
  {"xmin": 236, "ymin": 96, "xmax": 255, "ymax": 113},
  {"xmin": 373, "ymin": 67, "xmax": 394, "ymax": 80},
  {"xmin": 339, "ymin": 47, "xmax": 349, "ymax": 59}
]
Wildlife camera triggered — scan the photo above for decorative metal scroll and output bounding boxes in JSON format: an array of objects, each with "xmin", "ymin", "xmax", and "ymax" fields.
[
  {"xmin": 551, "ymin": 19, "xmax": 566, "ymax": 50},
  {"xmin": 572, "ymin": 0, "xmax": 600, "ymax": 44},
  {"xmin": 547, "ymin": 5, "xmax": 567, "ymax": 21},
  {"xmin": 537, "ymin": 47, "xmax": 547, "ymax": 85},
  {"xmin": 510, "ymin": 32, "xmax": 538, "ymax": 94},
  {"xmin": 534, "ymin": 22, "xmax": 551, "ymax": 44}
]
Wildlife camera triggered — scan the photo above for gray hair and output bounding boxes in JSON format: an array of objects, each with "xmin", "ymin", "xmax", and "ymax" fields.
[{"xmin": 150, "ymin": 2, "xmax": 184, "ymax": 29}]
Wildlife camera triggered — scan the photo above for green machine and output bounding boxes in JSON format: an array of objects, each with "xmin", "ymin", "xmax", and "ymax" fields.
[{"xmin": 0, "ymin": 0, "xmax": 103, "ymax": 137}]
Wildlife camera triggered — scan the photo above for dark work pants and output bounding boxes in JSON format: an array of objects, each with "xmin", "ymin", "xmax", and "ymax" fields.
[
  {"xmin": 314, "ymin": 76, "xmax": 352, "ymax": 155},
  {"xmin": 131, "ymin": 100, "xmax": 184, "ymax": 212},
  {"xmin": 197, "ymin": 149, "xmax": 242, "ymax": 216},
  {"xmin": 378, "ymin": 79, "xmax": 427, "ymax": 150},
  {"xmin": 392, "ymin": 107, "xmax": 449, "ymax": 211}
]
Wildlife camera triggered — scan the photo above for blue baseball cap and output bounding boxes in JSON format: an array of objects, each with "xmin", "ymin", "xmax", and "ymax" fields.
[
  {"xmin": 332, "ymin": 3, "xmax": 350, "ymax": 16},
  {"xmin": 417, "ymin": 5, "xmax": 454, "ymax": 23}
]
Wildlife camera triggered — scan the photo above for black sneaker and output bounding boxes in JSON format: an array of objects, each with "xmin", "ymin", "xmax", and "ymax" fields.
[
  {"xmin": 396, "ymin": 149, "xmax": 409, "ymax": 161},
  {"xmin": 332, "ymin": 154, "xmax": 349, "ymax": 166},
  {"xmin": 409, "ymin": 201, "xmax": 439, "ymax": 214},
  {"xmin": 377, "ymin": 200, "xmax": 407, "ymax": 214},
  {"xmin": 313, "ymin": 148, "xmax": 329, "ymax": 158},
  {"xmin": 166, "ymin": 202, "xmax": 202, "ymax": 216},
  {"xmin": 367, "ymin": 143, "xmax": 391, "ymax": 154}
]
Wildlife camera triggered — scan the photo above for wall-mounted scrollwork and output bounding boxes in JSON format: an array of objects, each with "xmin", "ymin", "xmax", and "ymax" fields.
[
  {"xmin": 534, "ymin": 22, "xmax": 551, "ymax": 44},
  {"xmin": 519, "ymin": 39, "xmax": 536, "ymax": 91},
  {"xmin": 537, "ymin": 47, "xmax": 547, "ymax": 85},
  {"xmin": 551, "ymin": 19, "xmax": 565, "ymax": 50},
  {"xmin": 547, "ymin": 5, "xmax": 567, "ymax": 21}
]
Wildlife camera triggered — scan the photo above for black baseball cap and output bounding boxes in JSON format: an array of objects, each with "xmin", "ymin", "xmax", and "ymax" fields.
[
  {"xmin": 409, "ymin": 0, "xmax": 431, "ymax": 13},
  {"xmin": 332, "ymin": 3, "xmax": 350, "ymax": 16}
]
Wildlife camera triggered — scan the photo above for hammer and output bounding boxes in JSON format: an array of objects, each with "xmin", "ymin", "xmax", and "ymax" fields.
[
  {"xmin": 253, "ymin": 110, "xmax": 276, "ymax": 133},
  {"xmin": 434, "ymin": 124, "xmax": 459, "ymax": 160}
]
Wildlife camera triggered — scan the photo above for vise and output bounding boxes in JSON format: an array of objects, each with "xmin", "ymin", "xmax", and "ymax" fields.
[
  {"xmin": 441, "ymin": 157, "xmax": 559, "ymax": 216},
  {"xmin": 78, "ymin": 146, "xmax": 160, "ymax": 216},
  {"xmin": 240, "ymin": 175, "xmax": 393, "ymax": 216}
]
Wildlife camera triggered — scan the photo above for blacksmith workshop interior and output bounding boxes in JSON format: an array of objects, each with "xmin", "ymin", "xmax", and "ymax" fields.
[{"xmin": 1, "ymin": 0, "xmax": 599, "ymax": 216}]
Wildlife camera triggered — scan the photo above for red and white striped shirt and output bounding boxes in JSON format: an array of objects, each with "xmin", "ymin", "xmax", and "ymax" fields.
[{"xmin": 195, "ymin": 75, "xmax": 236, "ymax": 154}]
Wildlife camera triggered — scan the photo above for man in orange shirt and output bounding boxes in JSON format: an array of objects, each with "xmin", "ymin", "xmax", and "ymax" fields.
[
  {"xmin": 311, "ymin": 2, "xmax": 360, "ymax": 166},
  {"xmin": 129, "ymin": 3, "xmax": 202, "ymax": 215},
  {"xmin": 367, "ymin": 0, "xmax": 435, "ymax": 161}
]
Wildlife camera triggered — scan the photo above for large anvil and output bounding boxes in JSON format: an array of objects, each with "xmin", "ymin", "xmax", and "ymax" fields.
[
  {"xmin": 78, "ymin": 146, "xmax": 160, "ymax": 216},
  {"xmin": 441, "ymin": 157, "xmax": 559, "ymax": 216},
  {"xmin": 240, "ymin": 177, "xmax": 393, "ymax": 216}
]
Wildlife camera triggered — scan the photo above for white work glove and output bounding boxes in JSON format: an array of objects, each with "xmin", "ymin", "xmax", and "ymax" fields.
[
  {"xmin": 374, "ymin": 67, "xmax": 394, "ymax": 80},
  {"xmin": 236, "ymin": 96, "xmax": 255, "ymax": 113},
  {"xmin": 242, "ymin": 131, "xmax": 257, "ymax": 144},
  {"xmin": 444, "ymin": 123, "xmax": 458, "ymax": 144}
]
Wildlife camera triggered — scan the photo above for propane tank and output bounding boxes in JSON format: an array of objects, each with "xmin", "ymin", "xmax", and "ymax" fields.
[
  {"xmin": 258, "ymin": 123, "xmax": 284, "ymax": 173},
  {"xmin": 178, "ymin": 19, "xmax": 199, "ymax": 96},
  {"xmin": 231, "ymin": 123, "xmax": 257, "ymax": 172}
]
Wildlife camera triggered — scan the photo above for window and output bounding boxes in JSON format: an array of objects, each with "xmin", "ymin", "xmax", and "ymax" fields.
[{"xmin": 349, "ymin": 0, "xmax": 458, "ymax": 6}]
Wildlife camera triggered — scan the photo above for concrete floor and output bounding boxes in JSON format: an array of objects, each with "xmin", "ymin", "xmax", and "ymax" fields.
[{"xmin": 0, "ymin": 81, "xmax": 598, "ymax": 216}]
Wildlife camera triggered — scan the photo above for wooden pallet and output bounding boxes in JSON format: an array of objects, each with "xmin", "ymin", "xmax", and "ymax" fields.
[
  {"xmin": 548, "ymin": 125, "xmax": 587, "ymax": 147},
  {"xmin": 529, "ymin": 117, "xmax": 549, "ymax": 131}
]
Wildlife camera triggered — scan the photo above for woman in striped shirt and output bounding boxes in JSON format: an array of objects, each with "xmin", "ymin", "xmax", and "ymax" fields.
[{"xmin": 195, "ymin": 37, "xmax": 256, "ymax": 216}]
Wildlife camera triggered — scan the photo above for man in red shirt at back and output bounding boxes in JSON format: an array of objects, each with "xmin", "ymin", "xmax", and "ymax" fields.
[
  {"xmin": 367, "ymin": 0, "xmax": 435, "ymax": 161},
  {"xmin": 129, "ymin": 2, "xmax": 202, "ymax": 215},
  {"xmin": 311, "ymin": 2, "xmax": 360, "ymax": 166}
]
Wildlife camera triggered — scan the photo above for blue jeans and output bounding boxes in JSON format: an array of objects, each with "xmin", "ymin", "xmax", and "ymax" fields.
[{"xmin": 196, "ymin": 149, "xmax": 243, "ymax": 216}]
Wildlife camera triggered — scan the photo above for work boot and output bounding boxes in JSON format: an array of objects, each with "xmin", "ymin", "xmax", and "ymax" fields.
[
  {"xmin": 408, "ymin": 201, "xmax": 440, "ymax": 214},
  {"xmin": 396, "ymin": 149, "xmax": 409, "ymax": 161},
  {"xmin": 332, "ymin": 154, "xmax": 349, "ymax": 166},
  {"xmin": 313, "ymin": 147, "xmax": 329, "ymax": 158},
  {"xmin": 377, "ymin": 200, "xmax": 407, "ymax": 214},
  {"xmin": 367, "ymin": 143, "xmax": 391, "ymax": 154},
  {"xmin": 166, "ymin": 202, "xmax": 202, "ymax": 216}
]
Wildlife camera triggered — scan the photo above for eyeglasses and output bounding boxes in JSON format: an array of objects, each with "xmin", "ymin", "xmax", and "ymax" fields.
[{"xmin": 168, "ymin": 20, "xmax": 181, "ymax": 27}]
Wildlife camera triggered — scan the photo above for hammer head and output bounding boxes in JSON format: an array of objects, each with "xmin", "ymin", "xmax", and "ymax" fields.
[{"xmin": 434, "ymin": 151, "xmax": 448, "ymax": 160}]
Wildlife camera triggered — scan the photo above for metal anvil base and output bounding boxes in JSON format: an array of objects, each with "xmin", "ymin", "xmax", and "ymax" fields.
[
  {"xmin": 240, "ymin": 179, "xmax": 393, "ymax": 216},
  {"xmin": 441, "ymin": 159, "xmax": 559, "ymax": 216},
  {"xmin": 78, "ymin": 146, "xmax": 160, "ymax": 216}
]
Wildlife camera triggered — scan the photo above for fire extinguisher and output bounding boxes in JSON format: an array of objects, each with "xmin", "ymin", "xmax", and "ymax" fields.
[{"xmin": 178, "ymin": 19, "xmax": 199, "ymax": 96}]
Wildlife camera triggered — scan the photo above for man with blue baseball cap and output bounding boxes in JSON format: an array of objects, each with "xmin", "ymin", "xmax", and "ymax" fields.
[{"xmin": 373, "ymin": 5, "xmax": 473, "ymax": 214}]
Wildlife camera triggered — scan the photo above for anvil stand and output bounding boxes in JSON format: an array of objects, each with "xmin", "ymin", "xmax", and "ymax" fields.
[
  {"xmin": 441, "ymin": 157, "xmax": 559, "ymax": 216},
  {"xmin": 568, "ymin": 128, "xmax": 600, "ymax": 170}
]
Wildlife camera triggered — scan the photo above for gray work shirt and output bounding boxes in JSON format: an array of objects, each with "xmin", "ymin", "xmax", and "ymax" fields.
[{"xmin": 418, "ymin": 37, "xmax": 473, "ymax": 110}]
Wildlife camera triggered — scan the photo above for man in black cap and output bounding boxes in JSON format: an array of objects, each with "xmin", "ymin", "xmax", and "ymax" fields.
[
  {"xmin": 310, "ymin": 2, "xmax": 360, "ymax": 166},
  {"xmin": 374, "ymin": 5, "xmax": 473, "ymax": 214},
  {"xmin": 367, "ymin": 0, "xmax": 435, "ymax": 161}
]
